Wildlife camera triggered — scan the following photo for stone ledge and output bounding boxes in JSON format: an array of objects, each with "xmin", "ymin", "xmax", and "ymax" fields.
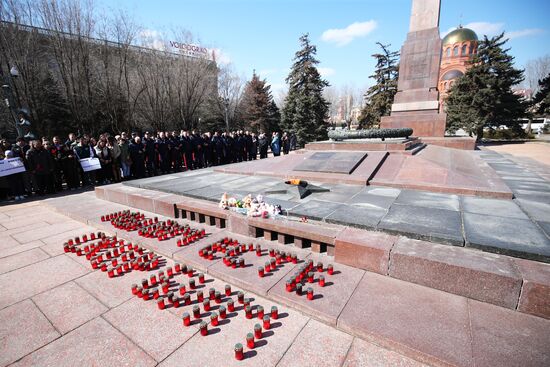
[
  {"xmin": 389, "ymin": 237, "xmax": 522, "ymax": 309},
  {"xmin": 334, "ymin": 228, "xmax": 397, "ymax": 275},
  {"xmin": 515, "ymin": 258, "xmax": 550, "ymax": 320}
]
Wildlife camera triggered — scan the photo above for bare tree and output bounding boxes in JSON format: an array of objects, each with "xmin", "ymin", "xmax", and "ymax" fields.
[
  {"xmin": 524, "ymin": 55, "xmax": 550, "ymax": 95},
  {"xmin": 214, "ymin": 63, "xmax": 243, "ymax": 131}
]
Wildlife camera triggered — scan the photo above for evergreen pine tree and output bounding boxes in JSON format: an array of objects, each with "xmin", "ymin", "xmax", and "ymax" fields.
[
  {"xmin": 238, "ymin": 71, "xmax": 278, "ymax": 133},
  {"xmin": 445, "ymin": 33, "xmax": 527, "ymax": 140},
  {"xmin": 533, "ymin": 73, "xmax": 550, "ymax": 115},
  {"xmin": 358, "ymin": 42, "xmax": 399, "ymax": 128},
  {"xmin": 282, "ymin": 34, "xmax": 330, "ymax": 145}
]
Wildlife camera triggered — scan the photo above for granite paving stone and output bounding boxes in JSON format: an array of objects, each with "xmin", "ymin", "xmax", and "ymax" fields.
[
  {"xmin": 0, "ymin": 254, "xmax": 89, "ymax": 309},
  {"xmin": 394, "ymin": 190, "xmax": 460, "ymax": 211},
  {"xmin": 288, "ymin": 200, "xmax": 344, "ymax": 221},
  {"xmin": 338, "ymin": 272, "xmax": 473, "ymax": 367},
  {"xmin": 463, "ymin": 212, "xmax": 550, "ymax": 260},
  {"xmin": 378, "ymin": 204, "xmax": 464, "ymax": 246},
  {"xmin": 0, "ymin": 299, "xmax": 60, "ymax": 367},
  {"xmin": 104, "ymin": 297, "xmax": 197, "ymax": 362},
  {"xmin": 460, "ymin": 196, "xmax": 529, "ymax": 219},
  {"xmin": 514, "ymin": 258, "xmax": 550, "ymax": 319},
  {"xmin": 0, "ymin": 240, "xmax": 45, "ymax": 259},
  {"xmin": 12, "ymin": 317, "xmax": 156, "ymax": 367},
  {"xmin": 347, "ymin": 188, "xmax": 398, "ymax": 209},
  {"xmin": 515, "ymin": 198, "xmax": 550, "ymax": 222},
  {"xmin": 342, "ymin": 337, "xmax": 430, "ymax": 367},
  {"xmin": 469, "ymin": 299, "xmax": 550, "ymax": 367},
  {"xmin": 276, "ymin": 319, "xmax": 353, "ymax": 367},
  {"xmin": 0, "ymin": 247, "xmax": 50, "ymax": 274},
  {"xmin": 12, "ymin": 220, "xmax": 83, "ymax": 243},
  {"xmin": 268, "ymin": 253, "xmax": 365, "ymax": 326},
  {"xmin": 158, "ymin": 292, "xmax": 309, "ymax": 367},
  {"xmin": 538, "ymin": 221, "xmax": 550, "ymax": 237},
  {"xmin": 32, "ymin": 281, "xmax": 108, "ymax": 334},
  {"xmin": 326, "ymin": 204, "xmax": 386, "ymax": 229}
]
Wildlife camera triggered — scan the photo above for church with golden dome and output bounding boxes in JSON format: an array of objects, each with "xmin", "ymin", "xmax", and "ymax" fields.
[{"xmin": 438, "ymin": 26, "xmax": 479, "ymax": 107}]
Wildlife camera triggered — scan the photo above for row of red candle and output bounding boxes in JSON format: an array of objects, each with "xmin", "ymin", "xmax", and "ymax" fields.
[{"xmin": 198, "ymin": 240, "xmax": 257, "ymax": 260}]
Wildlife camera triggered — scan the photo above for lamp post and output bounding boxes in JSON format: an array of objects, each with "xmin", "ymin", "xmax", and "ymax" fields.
[
  {"xmin": 1, "ymin": 65, "xmax": 21, "ymax": 137},
  {"xmin": 222, "ymin": 97, "xmax": 229, "ymax": 132}
]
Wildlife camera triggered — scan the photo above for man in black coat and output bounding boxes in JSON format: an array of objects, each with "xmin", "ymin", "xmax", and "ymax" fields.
[{"xmin": 129, "ymin": 136, "xmax": 145, "ymax": 179}]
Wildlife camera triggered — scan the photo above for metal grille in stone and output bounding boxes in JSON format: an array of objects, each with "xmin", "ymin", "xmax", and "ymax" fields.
[{"xmin": 294, "ymin": 152, "xmax": 368, "ymax": 174}]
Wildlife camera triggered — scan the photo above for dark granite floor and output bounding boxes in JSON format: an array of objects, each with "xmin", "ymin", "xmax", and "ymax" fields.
[{"xmin": 125, "ymin": 151, "xmax": 550, "ymax": 262}]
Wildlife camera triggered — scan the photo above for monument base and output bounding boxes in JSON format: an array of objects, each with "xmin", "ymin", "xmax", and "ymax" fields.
[
  {"xmin": 305, "ymin": 137, "xmax": 424, "ymax": 154},
  {"xmin": 380, "ymin": 111, "xmax": 446, "ymax": 137},
  {"xmin": 422, "ymin": 136, "xmax": 476, "ymax": 150}
]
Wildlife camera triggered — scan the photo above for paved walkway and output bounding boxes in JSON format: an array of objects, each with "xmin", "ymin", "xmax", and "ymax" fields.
[{"xmin": 0, "ymin": 199, "xmax": 428, "ymax": 367}]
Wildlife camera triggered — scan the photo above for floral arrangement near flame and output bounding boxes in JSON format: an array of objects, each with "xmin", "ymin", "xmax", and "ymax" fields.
[{"xmin": 219, "ymin": 192, "xmax": 283, "ymax": 218}]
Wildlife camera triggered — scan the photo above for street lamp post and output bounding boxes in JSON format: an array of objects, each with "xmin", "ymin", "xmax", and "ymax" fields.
[{"xmin": 1, "ymin": 66, "xmax": 21, "ymax": 137}]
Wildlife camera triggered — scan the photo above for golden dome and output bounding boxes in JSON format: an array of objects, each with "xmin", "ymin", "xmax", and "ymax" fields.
[{"xmin": 442, "ymin": 26, "xmax": 478, "ymax": 45}]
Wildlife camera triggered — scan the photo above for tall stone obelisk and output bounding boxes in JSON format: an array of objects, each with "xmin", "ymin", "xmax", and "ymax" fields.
[{"xmin": 380, "ymin": 0, "xmax": 446, "ymax": 136}]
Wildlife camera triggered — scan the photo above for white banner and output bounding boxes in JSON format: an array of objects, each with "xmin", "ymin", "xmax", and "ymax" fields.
[
  {"xmin": 80, "ymin": 157, "xmax": 101, "ymax": 172},
  {"xmin": 0, "ymin": 157, "xmax": 26, "ymax": 177}
]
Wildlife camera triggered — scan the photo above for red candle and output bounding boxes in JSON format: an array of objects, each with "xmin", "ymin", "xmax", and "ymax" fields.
[
  {"xmin": 173, "ymin": 299, "xmax": 180, "ymax": 308},
  {"xmin": 198, "ymin": 273, "xmax": 205, "ymax": 284},
  {"xmin": 307, "ymin": 287, "xmax": 314, "ymax": 300},
  {"xmin": 271, "ymin": 306, "xmax": 278, "ymax": 319},
  {"xmin": 234, "ymin": 343, "xmax": 244, "ymax": 360},
  {"xmin": 203, "ymin": 298, "xmax": 211, "ymax": 312},
  {"xmin": 257, "ymin": 306, "xmax": 264, "ymax": 320},
  {"xmin": 167, "ymin": 267, "xmax": 173, "ymax": 277},
  {"xmin": 227, "ymin": 299, "xmax": 235, "ymax": 312},
  {"xmin": 245, "ymin": 306, "xmax": 252, "ymax": 319},
  {"xmin": 285, "ymin": 280, "xmax": 293, "ymax": 292},
  {"xmin": 141, "ymin": 279, "xmax": 149, "ymax": 289},
  {"xmin": 174, "ymin": 263, "xmax": 181, "ymax": 273},
  {"xmin": 237, "ymin": 291, "xmax": 244, "ymax": 304},
  {"xmin": 131, "ymin": 284, "xmax": 138, "ymax": 295},
  {"xmin": 162, "ymin": 283, "xmax": 170, "ymax": 294},
  {"xmin": 263, "ymin": 315, "xmax": 271, "ymax": 330},
  {"xmin": 210, "ymin": 312, "xmax": 219, "ymax": 326},
  {"xmin": 187, "ymin": 267, "xmax": 194, "ymax": 277},
  {"xmin": 193, "ymin": 305, "xmax": 200, "ymax": 319},
  {"xmin": 296, "ymin": 283, "xmax": 303, "ymax": 296},
  {"xmin": 197, "ymin": 290, "xmax": 204, "ymax": 303},
  {"xmin": 108, "ymin": 268, "xmax": 115, "ymax": 278},
  {"xmin": 157, "ymin": 297, "xmax": 165, "ymax": 310},
  {"xmin": 152, "ymin": 288, "xmax": 160, "ymax": 299},
  {"xmin": 327, "ymin": 264, "xmax": 334, "ymax": 275},
  {"xmin": 246, "ymin": 332, "xmax": 255, "ymax": 349},
  {"xmin": 199, "ymin": 321, "xmax": 208, "ymax": 336},
  {"xmin": 209, "ymin": 288, "xmax": 215, "ymax": 300},
  {"xmin": 308, "ymin": 272, "xmax": 314, "ymax": 283},
  {"xmin": 142, "ymin": 290, "xmax": 150, "ymax": 301},
  {"xmin": 116, "ymin": 266, "xmax": 123, "ymax": 275},
  {"xmin": 317, "ymin": 262, "xmax": 323, "ymax": 272},
  {"xmin": 182, "ymin": 312, "xmax": 191, "ymax": 327},
  {"xmin": 254, "ymin": 323, "xmax": 262, "ymax": 339},
  {"xmin": 219, "ymin": 306, "xmax": 227, "ymax": 319},
  {"xmin": 189, "ymin": 279, "xmax": 196, "ymax": 290},
  {"xmin": 319, "ymin": 275, "xmax": 325, "ymax": 287},
  {"xmin": 136, "ymin": 286, "xmax": 143, "ymax": 298},
  {"xmin": 215, "ymin": 291, "xmax": 221, "ymax": 304},
  {"xmin": 179, "ymin": 285, "xmax": 186, "ymax": 295},
  {"xmin": 258, "ymin": 267, "xmax": 264, "ymax": 278},
  {"xmin": 225, "ymin": 284, "xmax": 231, "ymax": 297}
]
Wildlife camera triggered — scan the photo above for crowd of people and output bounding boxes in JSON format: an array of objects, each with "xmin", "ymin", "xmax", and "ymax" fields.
[{"xmin": 0, "ymin": 130, "xmax": 297, "ymax": 202}]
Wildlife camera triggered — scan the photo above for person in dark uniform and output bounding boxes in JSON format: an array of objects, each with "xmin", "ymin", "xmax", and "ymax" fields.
[
  {"xmin": 182, "ymin": 131, "xmax": 193, "ymax": 170},
  {"xmin": 156, "ymin": 132, "xmax": 169, "ymax": 174},
  {"xmin": 143, "ymin": 132, "xmax": 157, "ymax": 177},
  {"xmin": 171, "ymin": 131, "xmax": 182, "ymax": 172},
  {"xmin": 258, "ymin": 133, "xmax": 269, "ymax": 159},
  {"xmin": 26, "ymin": 139, "xmax": 55, "ymax": 195},
  {"xmin": 129, "ymin": 136, "xmax": 145, "ymax": 178}
]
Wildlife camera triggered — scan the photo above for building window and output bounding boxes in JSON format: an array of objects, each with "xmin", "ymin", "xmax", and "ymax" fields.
[
  {"xmin": 462, "ymin": 44, "xmax": 468, "ymax": 55},
  {"xmin": 446, "ymin": 47, "xmax": 451, "ymax": 57},
  {"xmin": 453, "ymin": 46, "xmax": 459, "ymax": 56}
]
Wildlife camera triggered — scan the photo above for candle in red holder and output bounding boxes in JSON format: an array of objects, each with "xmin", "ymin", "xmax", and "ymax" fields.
[
  {"xmin": 210, "ymin": 312, "xmax": 219, "ymax": 326},
  {"xmin": 265, "ymin": 262, "xmax": 270, "ymax": 272},
  {"xmin": 141, "ymin": 279, "xmax": 148, "ymax": 289},
  {"xmin": 173, "ymin": 298, "xmax": 180, "ymax": 308},
  {"xmin": 108, "ymin": 268, "xmax": 115, "ymax": 278},
  {"xmin": 195, "ymin": 290, "xmax": 204, "ymax": 303},
  {"xmin": 215, "ymin": 291, "xmax": 222, "ymax": 304},
  {"xmin": 224, "ymin": 284, "xmax": 231, "ymax": 297},
  {"xmin": 327, "ymin": 264, "xmax": 334, "ymax": 275},
  {"xmin": 245, "ymin": 306, "xmax": 252, "ymax": 319},
  {"xmin": 167, "ymin": 267, "xmax": 173, "ymax": 277},
  {"xmin": 136, "ymin": 286, "xmax": 143, "ymax": 298},
  {"xmin": 257, "ymin": 306, "xmax": 264, "ymax": 320},
  {"xmin": 307, "ymin": 287, "xmax": 314, "ymax": 300},
  {"xmin": 263, "ymin": 315, "xmax": 271, "ymax": 330},
  {"xmin": 219, "ymin": 306, "xmax": 227, "ymax": 319},
  {"xmin": 187, "ymin": 267, "xmax": 194, "ymax": 277},
  {"xmin": 319, "ymin": 275, "xmax": 325, "ymax": 287},
  {"xmin": 254, "ymin": 323, "xmax": 262, "ymax": 339},
  {"xmin": 183, "ymin": 293, "xmax": 191, "ymax": 305},
  {"xmin": 203, "ymin": 298, "xmax": 210, "ymax": 312},
  {"xmin": 246, "ymin": 332, "xmax": 255, "ymax": 349},
  {"xmin": 227, "ymin": 299, "xmax": 235, "ymax": 312},
  {"xmin": 307, "ymin": 272, "xmax": 314, "ymax": 283},
  {"xmin": 269, "ymin": 249, "xmax": 275, "ymax": 257},
  {"xmin": 111, "ymin": 258, "xmax": 118, "ymax": 267},
  {"xmin": 131, "ymin": 284, "xmax": 138, "ymax": 295},
  {"xmin": 243, "ymin": 298, "xmax": 251, "ymax": 308},
  {"xmin": 234, "ymin": 343, "xmax": 244, "ymax": 361},
  {"xmin": 142, "ymin": 289, "xmax": 150, "ymax": 301},
  {"xmin": 239, "ymin": 258, "xmax": 245, "ymax": 268},
  {"xmin": 162, "ymin": 282, "xmax": 170, "ymax": 294},
  {"xmin": 189, "ymin": 279, "xmax": 196, "ymax": 290},
  {"xmin": 296, "ymin": 283, "xmax": 303, "ymax": 296},
  {"xmin": 75, "ymin": 236, "xmax": 81, "ymax": 244},
  {"xmin": 285, "ymin": 280, "xmax": 293, "ymax": 292},
  {"xmin": 174, "ymin": 263, "xmax": 181, "ymax": 273},
  {"xmin": 116, "ymin": 266, "xmax": 123, "ymax": 275},
  {"xmin": 157, "ymin": 297, "xmax": 165, "ymax": 310},
  {"xmin": 258, "ymin": 266, "xmax": 264, "ymax": 278},
  {"xmin": 237, "ymin": 291, "xmax": 244, "ymax": 304},
  {"xmin": 199, "ymin": 321, "xmax": 208, "ymax": 336},
  {"xmin": 179, "ymin": 285, "xmax": 186, "ymax": 295},
  {"xmin": 152, "ymin": 288, "xmax": 160, "ymax": 299},
  {"xmin": 198, "ymin": 273, "xmax": 205, "ymax": 284},
  {"xmin": 193, "ymin": 305, "xmax": 200, "ymax": 319},
  {"xmin": 182, "ymin": 312, "xmax": 191, "ymax": 327},
  {"xmin": 271, "ymin": 306, "xmax": 278, "ymax": 319}
]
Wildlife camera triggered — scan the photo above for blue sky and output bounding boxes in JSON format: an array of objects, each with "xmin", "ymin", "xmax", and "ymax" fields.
[{"xmin": 98, "ymin": 0, "xmax": 550, "ymax": 95}]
